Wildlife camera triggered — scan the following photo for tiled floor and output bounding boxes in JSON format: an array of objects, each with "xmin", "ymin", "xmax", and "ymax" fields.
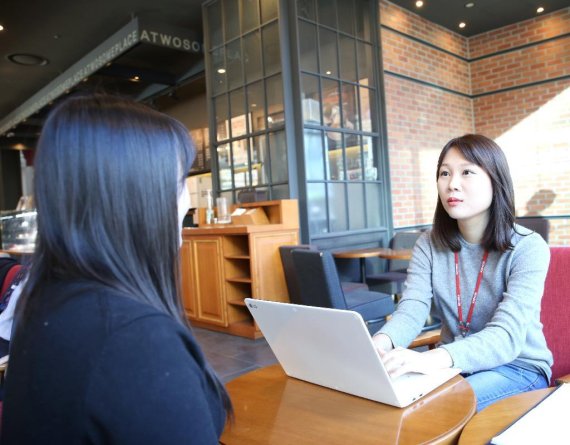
[{"xmin": 192, "ymin": 326, "xmax": 278, "ymax": 383}]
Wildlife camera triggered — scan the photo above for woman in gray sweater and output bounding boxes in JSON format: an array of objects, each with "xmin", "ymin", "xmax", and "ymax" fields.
[{"xmin": 373, "ymin": 134, "xmax": 552, "ymax": 411}]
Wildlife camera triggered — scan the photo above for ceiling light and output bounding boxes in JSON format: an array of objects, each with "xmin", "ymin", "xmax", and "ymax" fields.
[
  {"xmin": 536, "ymin": 6, "xmax": 544, "ymax": 13},
  {"xmin": 130, "ymin": 75, "xmax": 140, "ymax": 82},
  {"xmin": 325, "ymin": 70, "xmax": 332, "ymax": 75},
  {"xmin": 7, "ymin": 53, "xmax": 49, "ymax": 66},
  {"xmin": 459, "ymin": 22, "xmax": 466, "ymax": 29},
  {"xmin": 0, "ymin": 25, "xmax": 4, "ymax": 31},
  {"xmin": 13, "ymin": 144, "xmax": 27, "ymax": 151},
  {"xmin": 415, "ymin": 0, "xmax": 423, "ymax": 7},
  {"xmin": 465, "ymin": 2, "xmax": 475, "ymax": 7},
  {"xmin": 217, "ymin": 68, "xmax": 226, "ymax": 74}
]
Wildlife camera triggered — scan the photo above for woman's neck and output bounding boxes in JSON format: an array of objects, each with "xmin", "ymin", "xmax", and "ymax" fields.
[{"xmin": 458, "ymin": 213, "xmax": 490, "ymax": 244}]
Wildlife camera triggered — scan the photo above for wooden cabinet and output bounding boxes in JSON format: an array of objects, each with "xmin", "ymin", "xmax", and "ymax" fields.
[{"xmin": 180, "ymin": 200, "xmax": 299, "ymax": 338}]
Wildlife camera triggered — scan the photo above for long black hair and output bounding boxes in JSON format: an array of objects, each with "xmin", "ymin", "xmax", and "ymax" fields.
[
  {"xmin": 432, "ymin": 134, "xmax": 516, "ymax": 252},
  {"xmin": 19, "ymin": 93, "xmax": 231, "ymax": 415}
]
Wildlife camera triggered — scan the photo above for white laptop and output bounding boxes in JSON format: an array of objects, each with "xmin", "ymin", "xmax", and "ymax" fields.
[{"xmin": 245, "ymin": 299, "xmax": 460, "ymax": 408}]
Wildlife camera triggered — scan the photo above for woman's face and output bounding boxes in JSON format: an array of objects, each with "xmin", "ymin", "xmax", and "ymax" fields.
[
  {"xmin": 437, "ymin": 147, "xmax": 493, "ymax": 227},
  {"xmin": 177, "ymin": 179, "xmax": 191, "ymax": 244}
]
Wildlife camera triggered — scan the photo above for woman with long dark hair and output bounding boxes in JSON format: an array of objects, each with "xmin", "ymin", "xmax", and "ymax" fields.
[
  {"xmin": 1, "ymin": 95, "xmax": 231, "ymax": 443},
  {"xmin": 373, "ymin": 134, "xmax": 552, "ymax": 412}
]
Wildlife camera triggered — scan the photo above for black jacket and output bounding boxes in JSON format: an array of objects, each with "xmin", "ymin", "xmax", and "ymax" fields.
[{"xmin": 1, "ymin": 280, "xmax": 225, "ymax": 444}]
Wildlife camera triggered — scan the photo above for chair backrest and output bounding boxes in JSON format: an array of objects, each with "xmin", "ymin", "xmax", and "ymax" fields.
[
  {"xmin": 279, "ymin": 245, "xmax": 317, "ymax": 304},
  {"xmin": 291, "ymin": 249, "xmax": 348, "ymax": 310},
  {"xmin": 515, "ymin": 217, "xmax": 550, "ymax": 243},
  {"xmin": 387, "ymin": 231, "xmax": 422, "ymax": 272},
  {"xmin": 541, "ymin": 246, "xmax": 570, "ymax": 383}
]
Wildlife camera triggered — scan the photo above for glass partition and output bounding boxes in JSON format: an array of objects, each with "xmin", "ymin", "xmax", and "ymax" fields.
[{"xmin": 205, "ymin": 0, "xmax": 287, "ymax": 202}]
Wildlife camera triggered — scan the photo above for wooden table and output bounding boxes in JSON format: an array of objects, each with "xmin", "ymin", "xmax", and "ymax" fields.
[
  {"xmin": 458, "ymin": 388, "xmax": 553, "ymax": 445},
  {"xmin": 333, "ymin": 247, "xmax": 413, "ymax": 283},
  {"xmin": 221, "ymin": 365, "xmax": 476, "ymax": 445}
]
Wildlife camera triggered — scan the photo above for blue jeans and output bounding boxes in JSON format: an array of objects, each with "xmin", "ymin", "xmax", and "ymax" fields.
[{"xmin": 462, "ymin": 363, "xmax": 548, "ymax": 412}]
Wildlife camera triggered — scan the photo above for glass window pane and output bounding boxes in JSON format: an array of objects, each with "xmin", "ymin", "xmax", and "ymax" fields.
[
  {"xmin": 319, "ymin": 28, "xmax": 338, "ymax": 77},
  {"xmin": 355, "ymin": 0, "xmax": 372, "ymax": 42},
  {"xmin": 301, "ymin": 74, "xmax": 321, "ymax": 124},
  {"xmin": 241, "ymin": 0, "xmax": 259, "ymax": 33},
  {"xmin": 270, "ymin": 184, "xmax": 290, "ymax": 200},
  {"xmin": 346, "ymin": 134, "xmax": 362, "ymax": 181},
  {"xmin": 304, "ymin": 129, "xmax": 325, "ymax": 180},
  {"xmin": 224, "ymin": 0, "xmax": 240, "ymax": 41},
  {"xmin": 298, "ymin": 21, "xmax": 318, "ymax": 73},
  {"xmin": 230, "ymin": 88, "xmax": 247, "ymax": 137},
  {"xmin": 207, "ymin": 1, "xmax": 223, "ymax": 48},
  {"xmin": 269, "ymin": 130, "xmax": 288, "ymax": 183},
  {"xmin": 326, "ymin": 132, "xmax": 343, "ymax": 179},
  {"xmin": 341, "ymin": 83, "xmax": 358, "ymax": 131},
  {"xmin": 347, "ymin": 183, "xmax": 365, "ymax": 230},
  {"xmin": 328, "ymin": 182, "xmax": 347, "ymax": 232},
  {"xmin": 365, "ymin": 183, "xmax": 381, "ymax": 227},
  {"xmin": 215, "ymin": 95, "xmax": 229, "ymax": 141},
  {"xmin": 218, "ymin": 143, "xmax": 233, "ymax": 190},
  {"xmin": 338, "ymin": 0, "xmax": 355, "ymax": 36},
  {"xmin": 317, "ymin": 0, "xmax": 336, "ymax": 28},
  {"xmin": 266, "ymin": 74, "xmax": 284, "ymax": 128},
  {"xmin": 226, "ymin": 40, "xmax": 243, "ymax": 90},
  {"xmin": 359, "ymin": 86, "xmax": 372, "ymax": 132},
  {"xmin": 322, "ymin": 78, "xmax": 340, "ymax": 128},
  {"xmin": 232, "ymin": 139, "xmax": 250, "ymax": 188},
  {"xmin": 362, "ymin": 135, "xmax": 377, "ymax": 180},
  {"xmin": 211, "ymin": 47, "xmax": 227, "ymax": 95},
  {"xmin": 262, "ymin": 22, "xmax": 281, "ymax": 76},
  {"xmin": 251, "ymin": 135, "xmax": 269, "ymax": 185},
  {"xmin": 339, "ymin": 36, "xmax": 357, "ymax": 82},
  {"xmin": 244, "ymin": 31, "xmax": 262, "ymax": 82},
  {"xmin": 307, "ymin": 183, "xmax": 328, "ymax": 234},
  {"xmin": 357, "ymin": 41, "xmax": 374, "ymax": 86},
  {"xmin": 247, "ymin": 80, "xmax": 266, "ymax": 132},
  {"xmin": 261, "ymin": 0, "xmax": 278, "ymax": 23},
  {"xmin": 297, "ymin": 0, "xmax": 315, "ymax": 20}
]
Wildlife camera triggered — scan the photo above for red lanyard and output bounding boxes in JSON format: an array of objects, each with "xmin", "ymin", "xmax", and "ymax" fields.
[{"xmin": 454, "ymin": 250, "xmax": 489, "ymax": 337}]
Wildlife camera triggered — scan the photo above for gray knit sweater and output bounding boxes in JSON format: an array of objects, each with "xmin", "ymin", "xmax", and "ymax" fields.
[{"xmin": 378, "ymin": 226, "xmax": 553, "ymax": 381}]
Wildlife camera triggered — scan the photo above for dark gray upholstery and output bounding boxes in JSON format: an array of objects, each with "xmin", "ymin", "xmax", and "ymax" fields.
[
  {"xmin": 280, "ymin": 245, "xmax": 368, "ymax": 305},
  {"xmin": 515, "ymin": 217, "xmax": 550, "ymax": 243},
  {"xmin": 367, "ymin": 231, "xmax": 423, "ymax": 295},
  {"xmin": 279, "ymin": 245, "xmax": 316, "ymax": 304},
  {"xmin": 291, "ymin": 249, "xmax": 395, "ymax": 334}
]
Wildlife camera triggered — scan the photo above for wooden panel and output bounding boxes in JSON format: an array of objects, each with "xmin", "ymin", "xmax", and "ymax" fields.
[
  {"xmin": 191, "ymin": 237, "xmax": 227, "ymax": 326},
  {"xmin": 180, "ymin": 239, "xmax": 196, "ymax": 318},
  {"xmin": 251, "ymin": 231, "xmax": 299, "ymax": 302}
]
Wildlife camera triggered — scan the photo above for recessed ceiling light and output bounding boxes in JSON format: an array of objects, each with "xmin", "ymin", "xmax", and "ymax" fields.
[
  {"xmin": 459, "ymin": 22, "xmax": 466, "ymax": 29},
  {"xmin": 217, "ymin": 68, "xmax": 226, "ymax": 74},
  {"xmin": 415, "ymin": 0, "xmax": 424, "ymax": 7},
  {"xmin": 130, "ymin": 75, "xmax": 140, "ymax": 82},
  {"xmin": 536, "ymin": 6, "xmax": 545, "ymax": 13},
  {"xmin": 0, "ymin": 25, "xmax": 4, "ymax": 31},
  {"xmin": 465, "ymin": 2, "xmax": 475, "ymax": 8},
  {"xmin": 325, "ymin": 70, "xmax": 332, "ymax": 75},
  {"xmin": 7, "ymin": 53, "xmax": 49, "ymax": 66}
]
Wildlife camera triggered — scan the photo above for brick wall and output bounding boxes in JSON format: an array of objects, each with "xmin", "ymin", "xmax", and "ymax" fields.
[
  {"xmin": 381, "ymin": 0, "xmax": 570, "ymax": 244},
  {"xmin": 380, "ymin": 0, "xmax": 473, "ymax": 229}
]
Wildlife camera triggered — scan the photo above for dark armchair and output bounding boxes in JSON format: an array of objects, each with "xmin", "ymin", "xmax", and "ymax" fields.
[
  {"xmin": 279, "ymin": 245, "xmax": 367, "ymax": 305},
  {"xmin": 366, "ymin": 231, "xmax": 422, "ymax": 296},
  {"xmin": 291, "ymin": 249, "xmax": 395, "ymax": 334},
  {"xmin": 515, "ymin": 217, "xmax": 550, "ymax": 243}
]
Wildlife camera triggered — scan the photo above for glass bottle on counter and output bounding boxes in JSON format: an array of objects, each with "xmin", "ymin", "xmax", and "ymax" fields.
[{"xmin": 205, "ymin": 189, "xmax": 215, "ymax": 224}]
